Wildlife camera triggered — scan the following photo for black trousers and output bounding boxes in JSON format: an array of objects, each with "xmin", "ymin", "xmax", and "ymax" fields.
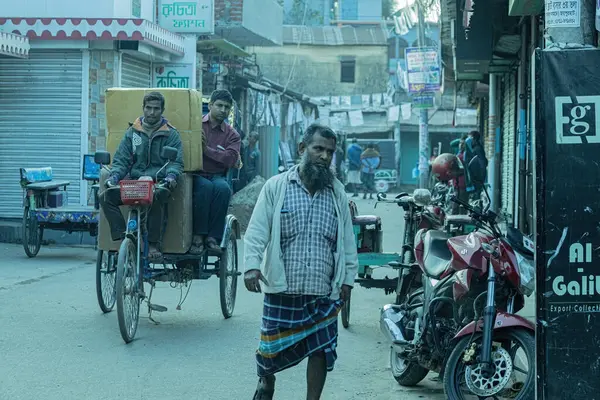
[
  {"xmin": 100, "ymin": 186, "xmax": 171, "ymax": 243},
  {"xmin": 192, "ymin": 174, "xmax": 232, "ymax": 241}
]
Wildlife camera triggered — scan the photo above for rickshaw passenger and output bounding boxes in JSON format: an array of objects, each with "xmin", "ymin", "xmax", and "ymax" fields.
[
  {"xmin": 190, "ymin": 89, "xmax": 241, "ymax": 254},
  {"xmin": 100, "ymin": 91, "xmax": 184, "ymax": 260}
]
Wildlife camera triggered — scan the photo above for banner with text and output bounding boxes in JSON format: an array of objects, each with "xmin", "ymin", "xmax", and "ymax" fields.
[
  {"xmin": 535, "ymin": 49, "xmax": 600, "ymax": 399},
  {"xmin": 153, "ymin": 64, "xmax": 194, "ymax": 88},
  {"xmin": 158, "ymin": 0, "xmax": 214, "ymax": 34},
  {"xmin": 405, "ymin": 46, "xmax": 440, "ymax": 94}
]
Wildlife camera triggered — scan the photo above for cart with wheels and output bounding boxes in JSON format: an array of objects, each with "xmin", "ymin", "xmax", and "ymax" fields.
[
  {"xmin": 94, "ymin": 150, "xmax": 241, "ymax": 343},
  {"xmin": 342, "ymin": 200, "xmax": 400, "ymax": 328},
  {"xmin": 19, "ymin": 155, "xmax": 102, "ymax": 258}
]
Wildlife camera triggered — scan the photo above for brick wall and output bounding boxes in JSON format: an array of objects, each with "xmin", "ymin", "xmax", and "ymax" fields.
[
  {"xmin": 214, "ymin": 0, "xmax": 243, "ymax": 26},
  {"xmin": 88, "ymin": 50, "xmax": 118, "ymax": 153}
]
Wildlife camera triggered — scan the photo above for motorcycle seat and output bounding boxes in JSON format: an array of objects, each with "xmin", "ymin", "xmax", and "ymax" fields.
[
  {"xmin": 422, "ymin": 230, "xmax": 452, "ymax": 278},
  {"xmin": 445, "ymin": 215, "xmax": 473, "ymax": 225},
  {"xmin": 353, "ymin": 215, "xmax": 381, "ymax": 227}
]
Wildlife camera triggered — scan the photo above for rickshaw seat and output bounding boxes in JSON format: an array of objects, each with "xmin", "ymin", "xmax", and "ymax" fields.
[
  {"xmin": 24, "ymin": 180, "xmax": 71, "ymax": 191},
  {"xmin": 20, "ymin": 166, "xmax": 70, "ymax": 191},
  {"xmin": 352, "ymin": 215, "xmax": 381, "ymax": 227}
]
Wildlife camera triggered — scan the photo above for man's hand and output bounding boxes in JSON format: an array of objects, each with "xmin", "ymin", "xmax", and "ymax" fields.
[
  {"xmin": 163, "ymin": 173, "xmax": 177, "ymax": 190},
  {"xmin": 244, "ymin": 269, "xmax": 268, "ymax": 293},
  {"xmin": 340, "ymin": 284, "xmax": 352, "ymax": 302},
  {"xmin": 105, "ymin": 174, "xmax": 119, "ymax": 188}
]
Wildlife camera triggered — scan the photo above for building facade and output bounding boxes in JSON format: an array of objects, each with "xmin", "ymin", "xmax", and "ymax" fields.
[{"xmin": 0, "ymin": 0, "xmax": 287, "ymax": 222}]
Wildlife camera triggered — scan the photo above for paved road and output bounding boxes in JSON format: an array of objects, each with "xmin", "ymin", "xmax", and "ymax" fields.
[{"xmin": 0, "ymin": 195, "xmax": 531, "ymax": 400}]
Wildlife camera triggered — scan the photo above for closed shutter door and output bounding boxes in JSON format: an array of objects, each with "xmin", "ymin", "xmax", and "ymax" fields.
[
  {"xmin": 501, "ymin": 73, "xmax": 517, "ymax": 218},
  {"xmin": 121, "ymin": 54, "xmax": 151, "ymax": 88},
  {"xmin": 0, "ymin": 50, "xmax": 83, "ymax": 218}
]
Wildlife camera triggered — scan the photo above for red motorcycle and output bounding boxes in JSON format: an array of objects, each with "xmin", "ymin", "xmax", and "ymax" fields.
[{"xmin": 381, "ymin": 194, "xmax": 535, "ymax": 399}]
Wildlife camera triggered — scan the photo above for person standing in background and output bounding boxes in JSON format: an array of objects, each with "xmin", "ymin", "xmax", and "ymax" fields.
[
  {"xmin": 346, "ymin": 139, "xmax": 362, "ymax": 197},
  {"xmin": 360, "ymin": 143, "xmax": 381, "ymax": 200},
  {"xmin": 242, "ymin": 131, "xmax": 261, "ymax": 185}
]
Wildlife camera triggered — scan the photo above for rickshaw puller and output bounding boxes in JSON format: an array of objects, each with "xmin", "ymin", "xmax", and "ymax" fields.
[{"xmin": 100, "ymin": 91, "xmax": 184, "ymax": 260}]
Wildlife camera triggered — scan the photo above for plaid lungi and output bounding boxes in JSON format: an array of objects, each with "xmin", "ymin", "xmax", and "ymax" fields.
[{"xmin": 256, "ymin": 293, "xmax": 343, "ymax": 377}]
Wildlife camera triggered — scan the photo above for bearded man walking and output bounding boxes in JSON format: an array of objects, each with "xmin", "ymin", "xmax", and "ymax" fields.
[{"xmin": 244, "ymin": 123, "xmax": 358, "ymax": 400}]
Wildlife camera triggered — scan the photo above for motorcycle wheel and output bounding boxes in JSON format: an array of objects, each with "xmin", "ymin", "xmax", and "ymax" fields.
[
  {"xmin": 443, "ymin": 328, "xmax": 535, "ymax": 399},
  {"xmin": 390, "ymin": 348, "xmax": 429, "ymax": 386},
  {"xmin": 390, "ymin": 291, "xmax": 429, "ymax": 387}
]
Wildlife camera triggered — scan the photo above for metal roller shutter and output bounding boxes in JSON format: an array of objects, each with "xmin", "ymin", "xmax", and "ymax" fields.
[
  {"xmin": 0, "ymin": 50, "xmax": 83, "ymax": 218},
  {"xmin": 501, "ymin": 73, "xmax": 517, "ymax": 218},
  {"xmin": 121, "ymin": 53, "xmax": 151, "ymax": 88}
]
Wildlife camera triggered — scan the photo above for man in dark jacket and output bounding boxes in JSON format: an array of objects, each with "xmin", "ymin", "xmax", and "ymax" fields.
[
  {"xmin": 464, "ymin": 130, "xmax": 488, "ymax": 205},
  {"xmin": 346, "ymin": 139, "xmax": 362, "ymax": 197},
  {"xmin": 100, "ymin": 91, "xmax": 184, "ymax": 260}
]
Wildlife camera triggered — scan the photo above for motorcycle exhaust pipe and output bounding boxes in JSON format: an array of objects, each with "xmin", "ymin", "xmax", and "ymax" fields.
[{"xmin": 379, "ymin": 304, "xmax": 409, "ymax": 345}]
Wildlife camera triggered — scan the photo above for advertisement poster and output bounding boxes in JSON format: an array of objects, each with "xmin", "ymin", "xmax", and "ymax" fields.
[
  {"xmin": 545, "ymin": 0, "xmax": 580, "ymax": 27},
  {"xmin": 535, "ymin": 49, "xmax": 600, "ymax": 399},
  {"xmin": 405, "ymin": 47, "xmax": 440, "ymax": 94}
]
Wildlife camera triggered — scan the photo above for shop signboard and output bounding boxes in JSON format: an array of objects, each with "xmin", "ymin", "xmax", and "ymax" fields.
[{"xmin": 535, "ymin": 49, "xmax": 600, "ymax": 399}]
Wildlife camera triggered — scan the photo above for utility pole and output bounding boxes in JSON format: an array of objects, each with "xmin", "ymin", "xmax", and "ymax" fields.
[
  {"xmin": 417, "ymin": 3, "xmax": 430, "ymax": 188},
  {"xmin": 394, "ymin": 35, "xmax": 402, "ymax": 186}
]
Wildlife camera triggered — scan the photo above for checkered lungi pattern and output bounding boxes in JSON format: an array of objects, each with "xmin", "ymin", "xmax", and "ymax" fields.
[{"xmin": 256, "ymin": 293, "xmax": 343, "ymax": 377}]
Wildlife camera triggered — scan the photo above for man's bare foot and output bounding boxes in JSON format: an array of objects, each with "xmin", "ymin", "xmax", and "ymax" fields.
[
  {"xmin": 205, "ymin": 237, "xmax": 221, "ymax": 253},
  {"xmin": 147, "ymin": 244, "xmax": 162, "ymax": 261},
  {"xmin": 189, "ymin": 235, "xmax": 204, "ymax": 254}
]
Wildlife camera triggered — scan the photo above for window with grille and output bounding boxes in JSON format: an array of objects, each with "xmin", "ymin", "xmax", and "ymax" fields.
[{"xmin": 340, "ymin": 60, "xmax": 356, "ymax": 83}]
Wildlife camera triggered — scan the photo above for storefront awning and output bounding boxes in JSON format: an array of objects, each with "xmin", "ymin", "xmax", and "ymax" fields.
[
  {"xmin": 0, "ymin": 31, "xmax": 29, "ymax": 58},
  {"xmin": 197, "ymin": 39, "xmax": 251, "ymax": 58}
]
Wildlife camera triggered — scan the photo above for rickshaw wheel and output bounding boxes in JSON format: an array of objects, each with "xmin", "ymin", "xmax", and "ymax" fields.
[
  {"xmin": 96, "ymin": 249, "xmax": 117, "ymax": 313},
  {"xmin": 116, "ymin": 238, "xmax": 141, "ymax": 343},
  {"xmin": 219, "ymin": 231, "xmax": 238, "ymax": 319},
  {"xmin": 341, "ymin": 290, "xmax": 351, "ymax": 329},
  {"xmin": 22, "ymin": 207, "xmax": 43, "ymax": 258}
]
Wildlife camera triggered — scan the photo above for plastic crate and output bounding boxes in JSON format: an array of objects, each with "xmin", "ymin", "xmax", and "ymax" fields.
[{"xmin": 119, "ymin": 180, "xmax": 154, "ymax": 205}]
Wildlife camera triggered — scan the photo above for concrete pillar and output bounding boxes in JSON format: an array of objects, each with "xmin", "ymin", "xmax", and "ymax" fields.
[
  {"xmin": 487, "ymin": 73, "xmax": 499, "ymax": 212},
  {"xmin": 181, "ymin": 34, "xmax": 197, "ymax": 89},
  {"xmin": 545, "ymin": 0, "xmax": 596, "ymax": 47}
]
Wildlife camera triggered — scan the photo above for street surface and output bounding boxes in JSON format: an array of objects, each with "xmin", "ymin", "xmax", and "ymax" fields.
[{"xmin": 0, "ymin": 195, "xmax": 533, "ymax": 400}]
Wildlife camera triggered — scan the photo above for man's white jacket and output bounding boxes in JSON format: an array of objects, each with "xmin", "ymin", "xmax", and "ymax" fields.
[{"xmin": 243, "ymin": 165, "xmax": 359, "ymax": 300}]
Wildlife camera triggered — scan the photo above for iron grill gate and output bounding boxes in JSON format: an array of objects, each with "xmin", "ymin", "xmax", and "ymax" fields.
[
  {"xmin": 0, "ymin": 50, "xmax": 83, "ymax": 218},
  {"xmin": 501, "ymin": 73, "xmax": 517, "ymax": 219},
  {"xmin": 121, "ymin": 53, "xmax": 151, "ymax": 88}
]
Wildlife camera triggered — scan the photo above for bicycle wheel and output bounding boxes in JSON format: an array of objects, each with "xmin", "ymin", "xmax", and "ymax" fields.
[
  {"xmin": 22, "ymin": 207, "xmax": 42, "ymax": 258},
  {"xmin": 219, "ymin": 231, "xmax": 238, "ymax": 319},
  {"xmin": 96, "ymin": 249, "xmax": 117, "ymax": 313},
  {"xmin": 116, "ymin": 237, "xmax": 141, "ymax": 343}
]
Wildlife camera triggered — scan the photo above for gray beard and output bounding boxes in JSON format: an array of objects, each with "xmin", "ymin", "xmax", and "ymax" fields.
[{"xmin": 299, "ymin": 152, "xmax": 334, "ymax": 192}]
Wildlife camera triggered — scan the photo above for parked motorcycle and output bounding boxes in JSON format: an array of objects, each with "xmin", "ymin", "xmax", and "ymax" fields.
[{"xmin": 380, "ymin": 192, "xmax": 535, "ymax": 399}]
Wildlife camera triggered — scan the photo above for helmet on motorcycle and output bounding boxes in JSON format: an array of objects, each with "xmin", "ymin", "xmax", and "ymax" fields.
[{"xmin": 431, "ymin": 153, "xmax": 462, "ymax": 182}]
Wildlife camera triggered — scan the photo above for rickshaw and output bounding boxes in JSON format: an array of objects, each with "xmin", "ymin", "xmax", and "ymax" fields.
[
  {"xmin": 343, "ymin": 188, "xmax": 477, "ymax": 329},
  {"xmin": 19, "ymin": 155, "xmax": 102, "ymax": 257},
  {"xmin": 94, "ymin": 149, "xmax": 241, "ymax": 344}
]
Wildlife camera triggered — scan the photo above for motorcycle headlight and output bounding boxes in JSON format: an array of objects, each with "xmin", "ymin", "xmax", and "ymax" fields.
[{"xmin": 514, "ymin": 251, "xmax": 535, "ymax": 296}]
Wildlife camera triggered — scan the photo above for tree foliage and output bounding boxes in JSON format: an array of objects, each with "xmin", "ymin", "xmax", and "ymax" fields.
[{"xmin": 284, "ymin": 0, "xmax": 323, "ymax": 25}]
